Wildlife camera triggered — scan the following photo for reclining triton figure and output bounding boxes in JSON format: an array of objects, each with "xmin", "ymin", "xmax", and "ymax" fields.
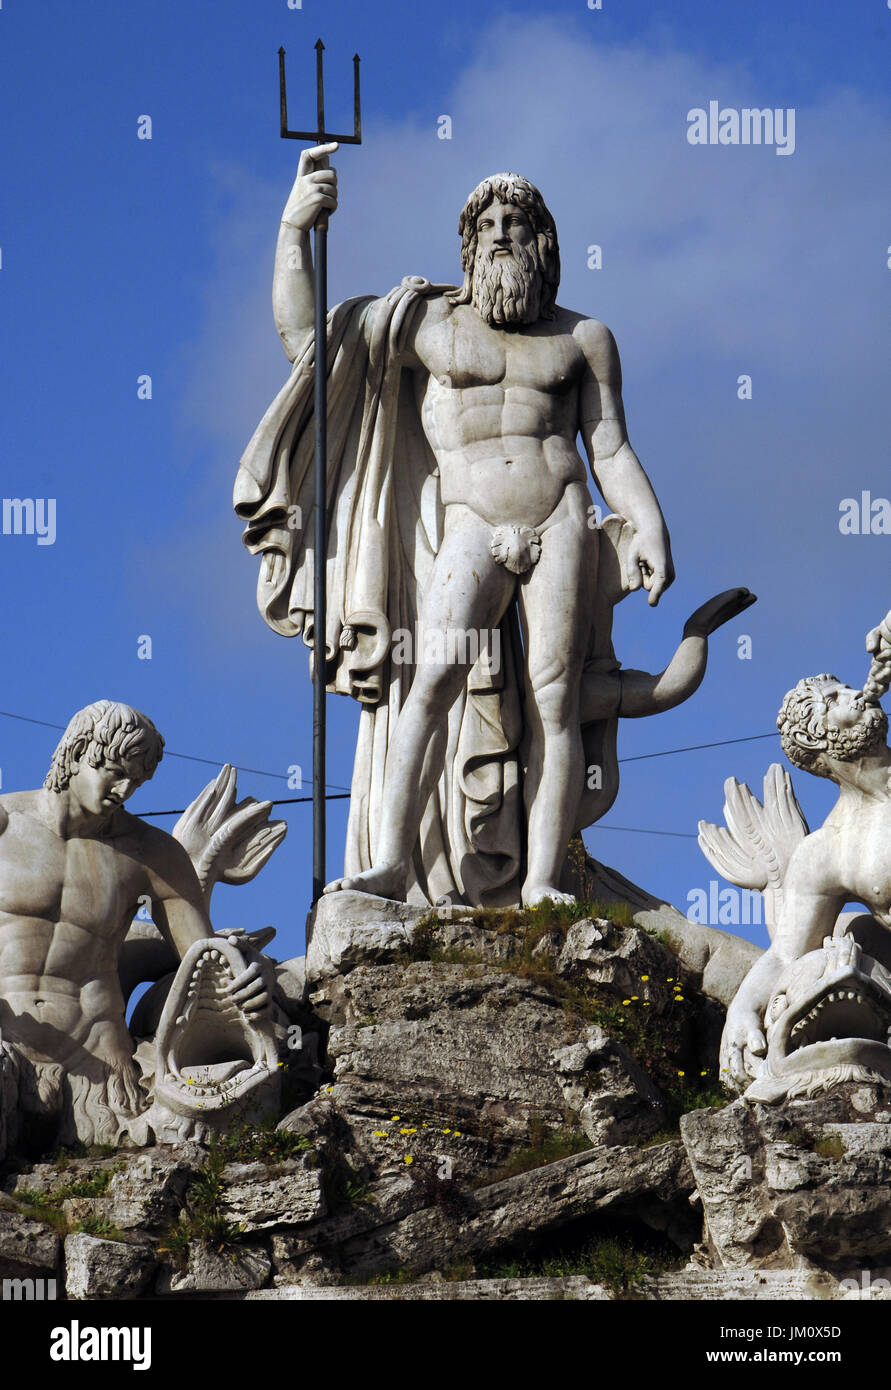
[{"xmin": 0, "ymin": 700, "xmax": 286, "ymax": 1151}]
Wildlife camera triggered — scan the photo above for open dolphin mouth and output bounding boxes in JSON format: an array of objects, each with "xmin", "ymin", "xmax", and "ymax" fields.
[
  {"xmin": 747, "ymin": 934, "xmax": 891, "ymax": 1102},
  {"xmin": 784, "ymin": 977, "xmax": 891, "ymax": 1054},
  {"xmin": 152, "ymin": 937, "xmax": 279, "ymax": 1120}
]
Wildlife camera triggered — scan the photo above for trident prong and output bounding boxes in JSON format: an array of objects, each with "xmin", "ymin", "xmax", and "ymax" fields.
[{"xmin": 278, "ymin": 41, "xmax": 362, "ymax": 145}]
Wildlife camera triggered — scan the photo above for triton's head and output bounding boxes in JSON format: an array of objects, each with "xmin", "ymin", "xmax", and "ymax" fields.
[
  {"xmin": 45, "ymin": 700, "xmax": 164, "ymax": 809},
  {"xmin": 449, "ymin": 173, "xmax": 560, "ymax": 327},
  {"xmin": 777, "ymin": 675, "xmax": 888, "ymax": 778}
]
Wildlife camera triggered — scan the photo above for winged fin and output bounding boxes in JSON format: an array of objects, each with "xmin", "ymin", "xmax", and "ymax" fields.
[{"xmin": 697, "ymin": 762, "xmax": 809, "ymax": 938}]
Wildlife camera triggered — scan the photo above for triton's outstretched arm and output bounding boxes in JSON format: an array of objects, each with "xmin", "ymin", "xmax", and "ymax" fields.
[{"xmin": 580, "ymin": 587, "xmax": 756, "ymax": 724}]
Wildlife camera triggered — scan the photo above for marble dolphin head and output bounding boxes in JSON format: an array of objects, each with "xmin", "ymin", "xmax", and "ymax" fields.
[
  {"xmin": 147, "ymin": 936, "xmax": 281, "ymax": 1140},
  {"xmin": 746, "ymin": 929, "xmax": 891, "ymax": 1103}
]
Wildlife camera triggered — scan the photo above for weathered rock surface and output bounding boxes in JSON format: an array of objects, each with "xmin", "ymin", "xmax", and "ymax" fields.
[
  {"xmin": 0, "ymin": 893, "xmax": 794, "ymax": 1300},
  {"xmin": 267, "ymin": 1139, "xmax": 695, "ymax": 1283},
  {"xmin": 566, "ymin": 854, "xmax": 763, "ymax": 1007},
  {"xmin": 65, "ymin": 1233, "xmax": 156, "ymax": 1300},
  {"xmin": 322, "ymin": 963, "xmax": 586, "ymax": 1148},
  {"xmin": 681, "ymin": 1084, "xmax": 891, "ymax": 1271},
  {"xmin": 218, "ymin": 1159, "xmax": 326, "ymax": 1231},
  {"xmin": 0, "ymin": 1206, "xmax": 61, "ymax": 1277},
  {"xmin": 306, "ymin": 892, "xmax": 428, "ymax": 983},
  {"xmin": 551, "ymin": 1026, "xmax": 666, "ymax": 1144},
  {"xmin": 156, "ymin": 1243, "xmax": 271, "ymax": 1294}
]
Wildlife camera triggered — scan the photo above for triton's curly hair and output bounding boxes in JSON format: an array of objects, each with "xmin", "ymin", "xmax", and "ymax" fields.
[
  {"xmin": 448, "ymin": 172, "xmax": 560, "ymax": 319},
  {"xmin": 44, "ymin": 700, "xmax": 164, "ymax": 793},
  {"xmin": 777, "ymin": 674, "xmax": 888, "ymax": 779}
]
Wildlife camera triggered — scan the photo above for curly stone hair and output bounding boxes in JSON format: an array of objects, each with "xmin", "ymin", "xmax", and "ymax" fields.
[
  {"xmin": 45, "ymin": 700, "xmax": 164, "ymax": 793},
  {"xmin": 448, "ymin": 172, "xmax": 560, "ymax": 319}
]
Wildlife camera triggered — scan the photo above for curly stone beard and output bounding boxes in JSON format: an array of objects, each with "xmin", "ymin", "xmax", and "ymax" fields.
[
  {"xmin": 828, "ymin": 702, "xmax": 889, "ymax": 762},
  {"xmin": 471, "ymin": 243, "xmax": 544, "ymax": 327}
]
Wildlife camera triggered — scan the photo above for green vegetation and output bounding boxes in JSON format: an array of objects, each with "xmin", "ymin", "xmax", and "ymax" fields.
[
  {"xmin": 7, "ymin": 1166, "xmax": 115, "ymax": 1237},
  {"xmin": 662, "ymin": 1079, "xmax": 731, "ymax": 1125},
  {"xmin": 322, "ymin": 1156, "xmax": 373, "ymax": 1211},
  {"xmin": 13, "ymin": 1167, "xmax": 112, "ymax": 1209},
  {"xmin": 814, "ymin": 1133, "xmax": 846, "ymax": 1159},
  {"xmin": 784, "ymin": 1127, "xmax": 846, "ymax": 1159},
  {"xmin": 477, "ymin": 1233, "xmax": 681, "ymax": 1295},
  {"xmin": 205, "ymin": 1119, "xmax": 313, "ymax": 1167},
  {"xmin": 51, "ymin": 1142, "xmax": 118, "ymax": 1164},
  {"xmin": 158, "ymin": 1148, "xmax": 245, "ymax": 1264},
  {"xmin": 475, "ymin": 1120, "xmax": 592, "ymax": 1187},
  {"xmin": 396, "ymin": 898, "xmax": 632, "ymax": 969},
  {"xmin": 396, "ymin": 902, "xmax": 721, "ymax": 1107},
  {"xmin": 158, "ymin": 1123, "xmax": 312, "ymax": 1264},
  {"xmin": 74, "ymin": 1215, "xmax": 125, "ymax": 1241}
]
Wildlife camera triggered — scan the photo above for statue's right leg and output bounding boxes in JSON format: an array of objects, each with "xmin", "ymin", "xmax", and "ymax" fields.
[{"xmin": 325, "ymin": 507, "xmax": 514, "ymax": 898}]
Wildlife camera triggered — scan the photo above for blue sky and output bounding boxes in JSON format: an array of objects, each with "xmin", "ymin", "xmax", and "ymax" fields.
[{"xmin": 1, "ymin": 0, "xmax": 889, "ymax": 959}]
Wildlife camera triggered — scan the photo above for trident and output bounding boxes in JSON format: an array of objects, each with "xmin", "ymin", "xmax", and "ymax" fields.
[{"xmin": 278, "ymin": 41, "xmax": 362, "ymax": 903}]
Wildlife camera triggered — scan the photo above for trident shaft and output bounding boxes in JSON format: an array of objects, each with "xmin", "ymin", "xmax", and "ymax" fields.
[{"xmin": 278, "ymin": 41, "xmax": 362, "ymax": 903}]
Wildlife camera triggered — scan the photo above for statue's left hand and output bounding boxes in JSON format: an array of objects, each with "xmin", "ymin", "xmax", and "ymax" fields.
[
  {"xmin": 624, "ymin": 526, "xmax": 675, "ymax": 606},
  {"xmin": 224, "ymin": 956, "xmax": 271, "ymax": 1016}
]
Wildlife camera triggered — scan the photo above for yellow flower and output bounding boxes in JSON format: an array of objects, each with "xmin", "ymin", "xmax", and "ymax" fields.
[
  {"xmin": 442, "ymin": 1128, "xmax": 452, "ymax": 1134},
  {"xmin": 373, "ymin": 1131, "xmax": 389, "ymax": 1138},
  {"xmin": 404, "ymin": 1155, "xmax": 414, "ymax": 1165},
  {"xmin": 631, "ymin": 995, "xmax": 639, "ymax": 1001},
  {"xmin": 400, "ymin": 1128, "xmax": 417, "ymax": 1135},
  {"xmin": 700, "ymin": 1070, "xmax": 708, "ymax": 1077},
  {"xmin": 391, "ymin": 1114, "xmax": 400, "ymax": 1121},
  {"xmin": 186, "ymin": 1079, "xmax": 195, "ymax": 1085},
  {"xmin": 675, "ymin": 996, "xmax": 685, "ymax": 1002},
  {"xmin": 667, "ymin": 977, "xmax": 674, "ymax": 982},
  {"xmin": 622, "ymin": 999, "xmax": 632, "ymax": 1006},
  {"xmin": 640, "ymin": 975, "xmax": 649, "ymax": 982},
  {"xmin": 642, "ymin": 1001, "xmax": 651, "ymax": 1007},
  {"xmin": 326, "ymin": 1086, "xmax": 334, "ymax": 1093},
  {"xmin": 677, "ymin": 1070, "xmax": 685, "ymax": 1077},
  {"xmin": 422, "ymin": 1122, "xmax": 428, "ymax": 1128},
  {"xmin": 453, "ymin": 1131, "xmax": 462, "ymax": 1138}
]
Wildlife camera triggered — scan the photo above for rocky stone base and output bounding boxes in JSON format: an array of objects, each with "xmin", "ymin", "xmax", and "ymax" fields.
[
  {"xmin": 681, "ymin": 1083, "xmax": 891, "ymax": 1270},
  {"xmin": 6, "ymin": 893, "xmax": 891, "ymax": 1301}
]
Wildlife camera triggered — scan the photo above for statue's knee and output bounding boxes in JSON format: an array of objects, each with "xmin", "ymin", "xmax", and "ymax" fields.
[
  {"xmin": 411, "ymin": 662, "xmax": 461, "ymax": 712},
  {"xmin": 529, "ymin": 668, "xmax": 577, "ymax": 727}
]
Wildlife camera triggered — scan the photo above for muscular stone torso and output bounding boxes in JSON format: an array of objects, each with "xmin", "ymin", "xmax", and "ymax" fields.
[
  {"xmin": 0, "ymin": 795, "xmax": 147, "ymax": 1060},
  {"xmin": 824, "ymin": 798, "xmax": 891, "ymax": 929},
  {"xmin": 411, "ymin": 301, "xmax": 591, "ymax": 528}
]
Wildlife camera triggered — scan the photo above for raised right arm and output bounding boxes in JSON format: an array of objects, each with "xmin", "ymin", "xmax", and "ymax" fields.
[{"xmin": 273, "ymin": 143, "xmax": 339, "ymax": 360}]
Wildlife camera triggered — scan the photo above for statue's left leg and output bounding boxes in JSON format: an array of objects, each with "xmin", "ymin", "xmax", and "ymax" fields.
[{"xmin": 518, "ymin": 495, "xmax": 597, "ymax": 905}]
